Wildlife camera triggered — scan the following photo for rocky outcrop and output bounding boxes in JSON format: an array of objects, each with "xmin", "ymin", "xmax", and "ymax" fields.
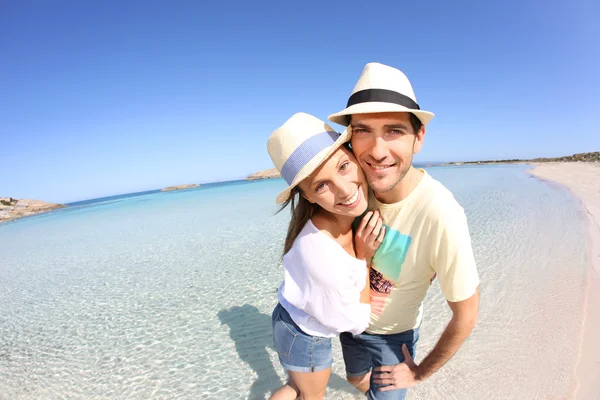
[
  {"xmin": 0, "ymin": 197, "xmax": 65, "ymax": 222},
  {"xmin": 161, "ymin": 184, "xmax": 200, "ymax": 192},
  {"xmin": 247, "ymin": 168, "xmax": 281, "ymax": 180},
  {"xmin": 531, "ymin": 152, "xmax": 600, "ymax": 163},
  {"xmin": 446, "ymin": 151, "xmax": 600, "ymax": 166}
]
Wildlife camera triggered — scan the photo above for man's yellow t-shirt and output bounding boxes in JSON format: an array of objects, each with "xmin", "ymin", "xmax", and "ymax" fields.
[{"xmin": 366, "ymin": 169, "xmax": 480, "ymax": 335}]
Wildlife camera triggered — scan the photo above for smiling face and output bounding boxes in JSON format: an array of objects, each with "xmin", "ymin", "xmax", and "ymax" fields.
[
  {"xmin": 298, "ymin": 146, "xmax": 368, "ymax": 218},
  {"xmin": 350, "ymin": 112, "xmax": 425, "ymax": 196}
]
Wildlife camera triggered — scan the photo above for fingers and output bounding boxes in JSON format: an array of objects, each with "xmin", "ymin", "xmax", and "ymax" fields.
[
  {"xmin": 355, "ymin": 210, "xmax": 385, "ymax": 260},
  {"xmin": 364, "ymin": 211, "xmax": 383, "ymax": 245},
  {"xmin": 356, "ymin": 211, "xmax": 373, "ymax": 236},
  {"xmin": 370, "ymin": 215, "xmax": 383, "ymax": 241},
  {"xmin": 368, "ymin": 214, "xmax": 385, "ymax": 253},
  {"xmin": 365, "ymin": 210, "xmax": 379, "ymax": 239},
  {"xmin": 376, "ymin": 224, "xmax": 385, "ymax": 243},
  {"xmin": 372, "ymin": 371, "xmax": 396, "ymax": 391},
  {"xmin": 357, "ymin": 210, "xmax": 383, "ymax": 239},
  {"xmin": 374, "ymin": 365, "xmax": 392, "ymax": 373},
  {"xmin": 372, "ymin": 376, "xmax": 394, "ymax": 385}
]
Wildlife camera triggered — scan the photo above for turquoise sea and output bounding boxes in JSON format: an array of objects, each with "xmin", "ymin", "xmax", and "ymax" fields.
[{"xmin": 0, "ymin": 165, "xmax": 588, "ymax": 399}]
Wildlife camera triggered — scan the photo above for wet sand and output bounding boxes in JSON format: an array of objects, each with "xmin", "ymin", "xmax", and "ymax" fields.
[{"xmin": 529, "ymin": 162, "xmax": 600, "ymax": 400}]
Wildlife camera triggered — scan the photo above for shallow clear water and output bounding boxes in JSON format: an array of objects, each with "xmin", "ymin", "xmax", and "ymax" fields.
[{"xmin": 0, "ymin": 166, "xmax": 587, "ymax": 399}]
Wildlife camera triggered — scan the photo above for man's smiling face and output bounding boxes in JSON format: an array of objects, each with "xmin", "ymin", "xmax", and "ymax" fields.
[{"xmin": 350, "ymin": 112, "xmax": 425, "ymax": 195}]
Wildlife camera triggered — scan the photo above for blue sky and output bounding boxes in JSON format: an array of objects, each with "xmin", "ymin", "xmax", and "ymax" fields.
[{"xmin": 1, "ymin": 0, "xmax": 598, "ymax": 203}]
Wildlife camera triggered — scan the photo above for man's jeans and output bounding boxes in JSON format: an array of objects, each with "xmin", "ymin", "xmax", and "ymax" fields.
[{"xmin": 340, "ymin": 328, "xmax": 419, "ymax": 400}]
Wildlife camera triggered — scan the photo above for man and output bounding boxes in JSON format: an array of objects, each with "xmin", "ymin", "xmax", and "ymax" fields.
[{"xmin": 328, "ymin": 62, "xmax": 480, "ymax": 400}]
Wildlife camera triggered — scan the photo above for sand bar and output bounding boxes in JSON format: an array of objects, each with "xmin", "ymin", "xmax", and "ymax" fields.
[
  {"xmin": 247, "ymin": 168, "xmax": 281, "ymax": 180},
  {"xmin": 161, "ymin": 184, "xmax": 200, "ymax": 192},
  {"xmin": 529, "ymin": 162, "xmax": 600, "ymax": 399}
]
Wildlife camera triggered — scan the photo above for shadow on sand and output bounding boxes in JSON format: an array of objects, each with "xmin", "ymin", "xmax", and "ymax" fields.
[{"xmin": 218, "ymin": 304, "xmax": 357, "ymax": 399}]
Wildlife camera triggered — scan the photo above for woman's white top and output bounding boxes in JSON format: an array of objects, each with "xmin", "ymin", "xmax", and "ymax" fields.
[{"xmin": 278, "ymin": 220, "xmax": 371, "ymax": 338}]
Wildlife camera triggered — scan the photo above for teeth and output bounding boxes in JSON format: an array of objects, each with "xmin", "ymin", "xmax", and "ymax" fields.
[
  {"xmin": 341, "ymin": 189, "xmax": 359, "ymax": 206},
  {"xmin": 371, "ymin": 164, "xmax": 392, "ymax": 170}
]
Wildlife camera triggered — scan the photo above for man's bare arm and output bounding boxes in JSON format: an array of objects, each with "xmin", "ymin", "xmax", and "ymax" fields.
[
  {"xmin": 373, "ymin": 288, "xmax": 479, "ymax": 390},
  {"xmin": 416, "ymin": 288, "xmax": 480, "ymax": 380}
]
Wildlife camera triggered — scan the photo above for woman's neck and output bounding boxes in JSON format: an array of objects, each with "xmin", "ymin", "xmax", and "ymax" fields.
[{"xmin": 312, "ymin": 210, "xmax": 354, "ymax": 238}]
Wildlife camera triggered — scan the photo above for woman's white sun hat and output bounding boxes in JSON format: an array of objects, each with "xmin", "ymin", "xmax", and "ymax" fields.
[
  {"xmin": 328, "ymin": 62, "xmax": 435, "ymax": 127},
  {"xmin": 267, "ymin": 112, "xmax": 351, "ymax": 204}
]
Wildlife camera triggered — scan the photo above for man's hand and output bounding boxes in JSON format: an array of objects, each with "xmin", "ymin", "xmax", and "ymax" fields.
[{"xmin": 372, "ymin": 344, "xmax": 421, "ymax": 391}]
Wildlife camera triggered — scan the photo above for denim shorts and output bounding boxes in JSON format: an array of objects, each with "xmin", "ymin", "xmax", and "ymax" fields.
[
  {"xmin": 271, "ymin": 303, "xmax": 333, "ymax": 373},
  {"xmin": 340, "ymin": 328, "xmax": 419, "ymax": 400}
]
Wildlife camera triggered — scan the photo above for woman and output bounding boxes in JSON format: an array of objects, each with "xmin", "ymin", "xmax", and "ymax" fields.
[{"xmin": 267, "ymin": 113, "xmax": 385, "ymax": 400}]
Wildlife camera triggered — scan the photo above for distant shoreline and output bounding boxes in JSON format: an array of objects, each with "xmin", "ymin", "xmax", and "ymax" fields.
[
  {"xmin": 442, "ymin": 151, "xmax": 599, "ymax": 166},
  {"xmin": 5, "ymin": 152, "xmax": 597, "ymax": 219}
]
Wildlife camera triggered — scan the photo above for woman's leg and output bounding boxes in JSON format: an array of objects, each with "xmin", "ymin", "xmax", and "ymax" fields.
[
  {"xmin": 269, "ymin": 375, "xmax": 300, "ymax": 400},
  {"xmin": 270, "ymin": 304, "xmax": 332, "ymax": 399},
  {"xmin": 288, "ymin": 367, "xmax": 331, "ymax": 400}
]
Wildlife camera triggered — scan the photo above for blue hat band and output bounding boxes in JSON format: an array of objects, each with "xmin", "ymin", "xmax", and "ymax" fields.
[{"xmin": 280, "ymin": 131, "xmax": 340, "ymax": 185}]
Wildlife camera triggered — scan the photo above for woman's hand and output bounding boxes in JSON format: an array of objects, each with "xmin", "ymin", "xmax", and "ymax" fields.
[{"xmin": 355, "ymin": 210, "xmax": 385, "ymax": 262}]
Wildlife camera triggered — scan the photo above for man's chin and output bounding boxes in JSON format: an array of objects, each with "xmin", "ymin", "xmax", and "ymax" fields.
[{"xmin": 367, "ymin": 176, "xmax": 396, "ymax": 194}]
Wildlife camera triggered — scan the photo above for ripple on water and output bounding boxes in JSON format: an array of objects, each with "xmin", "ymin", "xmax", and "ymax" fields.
[{"xmin": 0, "ymin": 169, "xmax": 587, "ymax": 399}]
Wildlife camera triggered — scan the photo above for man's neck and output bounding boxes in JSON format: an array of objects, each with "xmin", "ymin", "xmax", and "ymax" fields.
[{"xmin": 374, "ymin": 166, "xmax": 424, "ymax": 204}]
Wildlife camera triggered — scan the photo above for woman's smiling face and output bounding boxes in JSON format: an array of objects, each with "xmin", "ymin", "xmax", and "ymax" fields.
[{"xmin": 298, "ymin": 146, "xmax": 368, "ymax": 217}]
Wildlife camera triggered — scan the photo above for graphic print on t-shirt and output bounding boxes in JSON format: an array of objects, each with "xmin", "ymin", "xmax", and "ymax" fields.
[
  {"xmin": 372, "ymin": 228, "xmax": 412, "ymax": 282},
  {"xmin": 353, "ymin": 211, "xmax": 413, "ymax": 316},
  {"xmin": 353, "ymin": 211, "xmax": 413, "ymax": 282},
  {"xmin": 369, "ymin": 227, "xmax": 412, "ymax": 316}
]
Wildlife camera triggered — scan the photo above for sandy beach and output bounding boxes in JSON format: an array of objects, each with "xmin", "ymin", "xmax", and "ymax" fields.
[{"xmin": 529, "ymin": 162, "xmax": 600, "ymax": 399}]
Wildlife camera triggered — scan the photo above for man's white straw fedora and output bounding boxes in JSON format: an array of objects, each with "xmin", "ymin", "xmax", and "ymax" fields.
[
  {"xmin": 267, "ymin": 112, "xmax": 351, "ymax": 204},
  {"xmin": 328, "ymin": 62, "xmax": 434, "ymax": 127}
]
